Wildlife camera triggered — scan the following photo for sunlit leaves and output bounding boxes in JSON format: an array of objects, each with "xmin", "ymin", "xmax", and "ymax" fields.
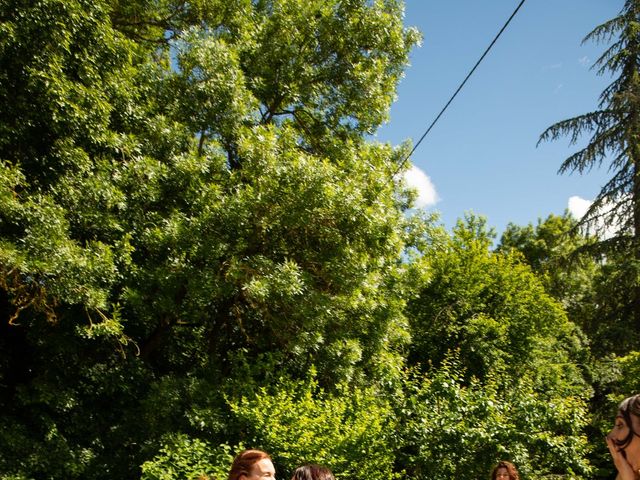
[
  {"xmin": 399, "ymin": 358, "xmax": 591, "ymax": 479},
  {"xmin": 229, "ymin": 375, "xmax": 400, "ymax": 480}
]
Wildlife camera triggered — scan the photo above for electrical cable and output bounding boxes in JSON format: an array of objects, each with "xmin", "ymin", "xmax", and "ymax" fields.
[{"xmin": 393, "ymin": 0, "xmax": 527, "ymax": 177}]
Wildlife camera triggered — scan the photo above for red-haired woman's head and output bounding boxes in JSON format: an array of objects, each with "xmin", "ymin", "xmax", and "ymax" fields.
[
  {"xmin": 228, "ymin": 449, "xmax": 275, "ymax": 480},
  {"xmin": 491, "ymin": 460, "xmax": 519, "ymax": 480}
]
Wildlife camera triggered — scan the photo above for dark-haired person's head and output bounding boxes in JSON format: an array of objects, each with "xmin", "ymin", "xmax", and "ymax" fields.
[
  {"xmin": 491, "ymin": 460, "xmax": 519, "ymax": 480},
  {"xmin": 229, "ymin": 449, "xmax": 275, "ymax": 480},
  {"xmin": 606, "ymin": 394, "xmax": 640, "ymax": 477},
  {"xmin": 290, "ymin": 464, "xmax": 334, "ymax": 480},
  {"xmin": 610, "ymin": 394, "xmax": 640, "ymax": 449}
]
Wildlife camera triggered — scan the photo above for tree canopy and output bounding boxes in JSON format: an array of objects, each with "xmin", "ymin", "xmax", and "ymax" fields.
[{"xmin": 0, "ymin": 0, "xmax": 633, "ymax": 479}]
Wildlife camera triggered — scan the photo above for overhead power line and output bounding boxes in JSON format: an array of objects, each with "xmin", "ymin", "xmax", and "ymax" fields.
[{"xmin": 394, "ymin": 0, "xmax": 527, "ymax": 177}]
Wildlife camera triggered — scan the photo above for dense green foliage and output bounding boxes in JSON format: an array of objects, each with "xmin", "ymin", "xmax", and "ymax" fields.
[
  {"xmin": 499, "ymin": 213, "xmax": 639, "ymax": 358},
  {"xmin": 229, "ymin": 376, "xmax": 399, "ymax": 480},
  {"xmin": 497, "ymin": 212, "xmax": 640, "ymax": 478},
  {"xmin": 403, "ymin": 216, "xmax": 592, "ymax": 478},
  {"xmin": 398, "ymin": 360, "xmax": 590, "ymax": 479},
  {"xmin": 409, "ymin": 215, "xmax": 589, "ymax": 389},
  {"xmin": 0, "ymin": 0, "xmax": 420, "ymax": 477},
  {"xmin": 0, "ymin": 0, "xmax": 638, "ymax": 479},
  {"xmin": 538, "ymin": 1, "xmax": 640, "ymax": 470}
]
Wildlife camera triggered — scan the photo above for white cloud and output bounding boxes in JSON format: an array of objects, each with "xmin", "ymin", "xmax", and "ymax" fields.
[
  {"xmin": 553, "ymin": 83, "xmax": 564, "ymax": 94},
  {"xmin": 404, "ymin": 164, "xmax": 438, "ymax": 208},
  {"xmin": 568, "ymin": 195, "xmax": 591, "ymax": 219},
  {"xmin": 578, "ymin": 56, "xmax": 590, "ymax": 67},
  {"xmin": 568, "ymin": 195, "xmax": 619, "ymax": 239}
]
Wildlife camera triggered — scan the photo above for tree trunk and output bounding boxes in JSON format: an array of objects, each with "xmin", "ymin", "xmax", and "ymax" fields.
[{"xmin": 632, "ymin": 143, "xmax": 640, "ymax": 332}]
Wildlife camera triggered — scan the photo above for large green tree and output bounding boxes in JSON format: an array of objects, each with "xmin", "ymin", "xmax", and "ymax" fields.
[
  {"xmin": 0, "ymin": 0, "xmax": 420, "ymax": 477},
  {"xmin": 497, "ymin": 213, "xmax": 640, "ymax": 478},
  {"xmin": 498, "ymin": 212, "xmax": 640, "ymax": 358},
  {"xmin": 402, "ymin": 215, "xmax": 592, "ymax": 479},
  {"xmin": 539, "ymin": 0, "xmax": 640, "ymax": 332},
  {"xmin": 407, "ymin": 215, "xmax": 588, "ymax": 389}
]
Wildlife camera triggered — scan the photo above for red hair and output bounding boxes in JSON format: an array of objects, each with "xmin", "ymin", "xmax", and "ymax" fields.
[
  {"xmin": 228, "ymin": 449, "xmax": 272, "ymax": 480},
  {"xmin": 491, "ymin": 461, "xmax": 520, "ymax": 480}
]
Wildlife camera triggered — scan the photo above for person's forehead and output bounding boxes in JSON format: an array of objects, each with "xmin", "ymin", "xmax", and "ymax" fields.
[
  {"xmin": 617, "ymin": 413, "xmax": 635, "ymax": 423},
  {"xmin": 252, "ymin": 458, "xmax": 275, "ymax": 474}
]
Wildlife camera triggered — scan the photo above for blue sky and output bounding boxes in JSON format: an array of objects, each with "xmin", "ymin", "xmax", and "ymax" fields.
[{"xmin": 376, "ymin": 0, "xmax": 621, "ymax": 237}]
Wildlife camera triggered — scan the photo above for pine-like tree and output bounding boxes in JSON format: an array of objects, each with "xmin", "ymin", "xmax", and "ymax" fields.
[{"xmin": 539, "ymin": 0, "xmax": 640, "ymax": 332}]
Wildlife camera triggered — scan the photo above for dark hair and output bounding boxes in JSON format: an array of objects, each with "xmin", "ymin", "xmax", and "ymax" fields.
[
  {"xmin": 228, "ymin": 449, "xmax": 272, "ymax": 480},
  {"xmin": 491, "ymin": 461, "xmax": 520, "ymax": 480},
  {"xmin": 614, "ymin": 394, "xmax": 640, "ymax": 449},
  {"xmin": 290, "ymin": 464, "xmax": 335, "ymax": 480}
]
